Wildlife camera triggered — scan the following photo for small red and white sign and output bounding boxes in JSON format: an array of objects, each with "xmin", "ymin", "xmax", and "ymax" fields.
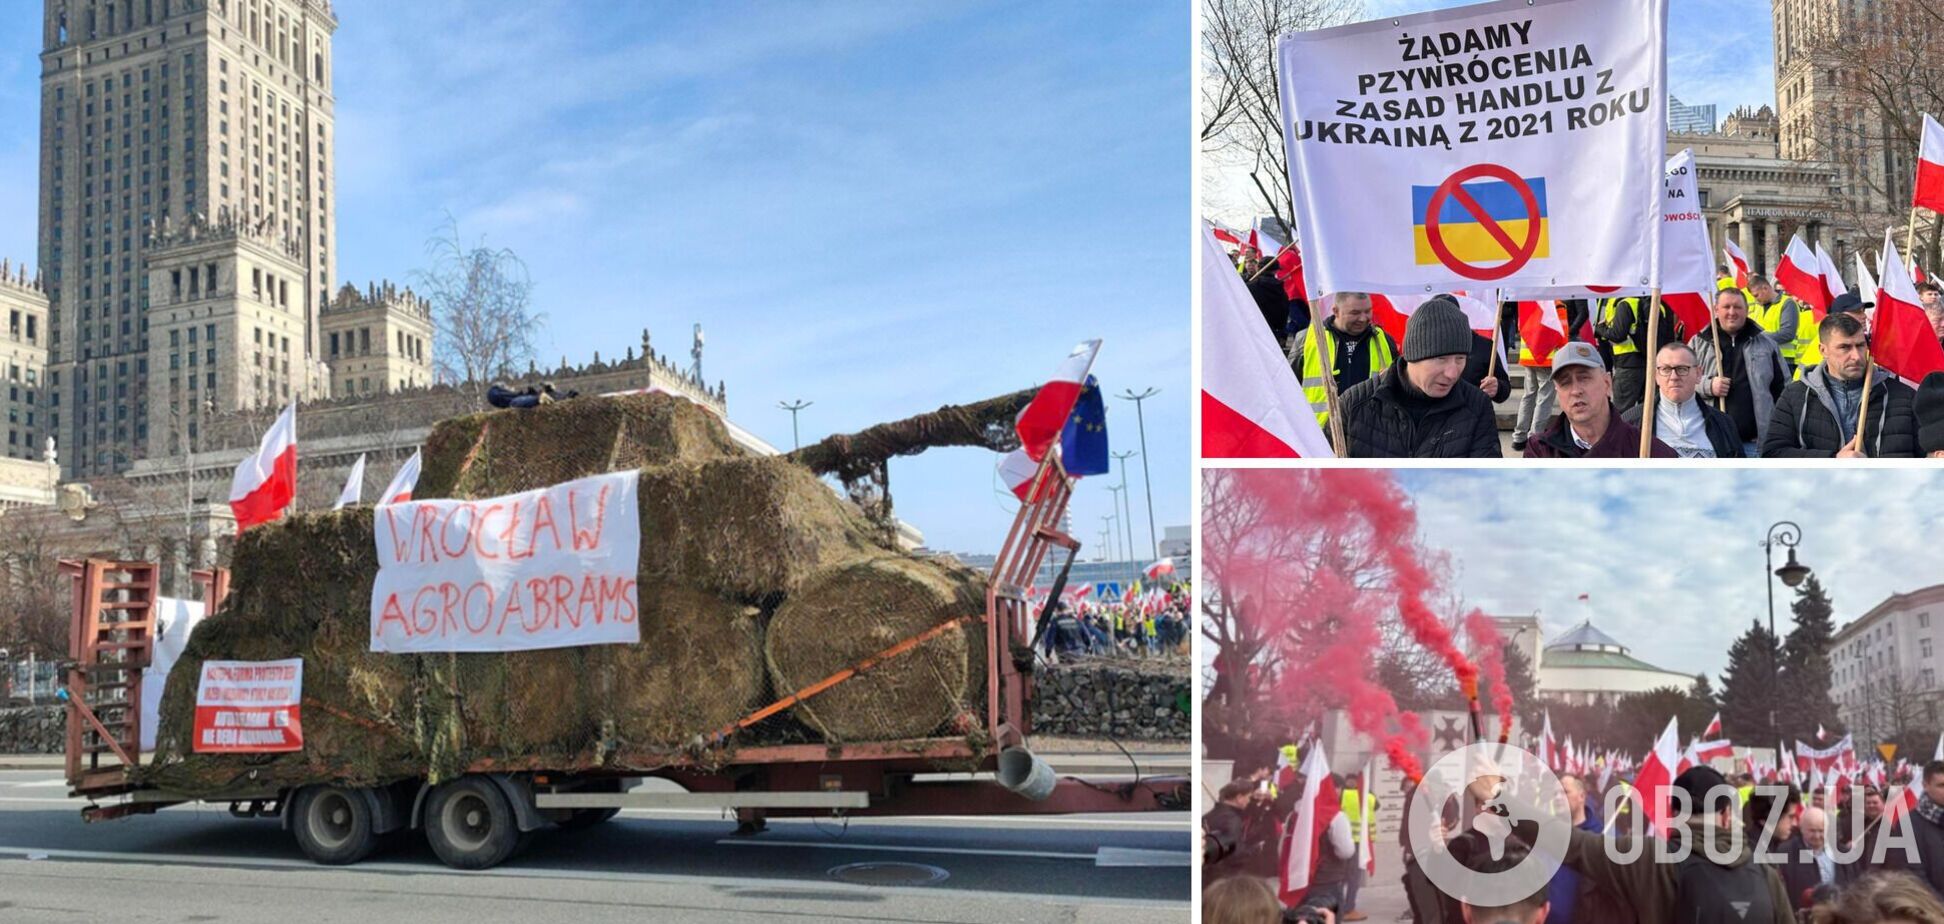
[{"xmin": 193, "ymin": 659, "xmax": 304, "ymax": 753}]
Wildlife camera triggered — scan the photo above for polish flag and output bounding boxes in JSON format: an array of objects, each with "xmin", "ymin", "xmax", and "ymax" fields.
[
  {"xmin": 1695, "ymin": 738, "xmax": 1735, "ymax": 764},
  {"xmin": 1144, "ymin": 558, "xmax": 1176, "ymax": 580},
  {"xmin": 1015, "ymin": 340, "xmax": 1101, "ymax": 462},
  {"xmin": 1776, "ymin": 235, "xmax": 1829, "ymax": 316},
  {"xmin": 1540, "ymin": 709, "xmax": 1561, "ymax": 770},
  {"xmin": 332, "ymin": 453, "xmax": 366, "ymax": 510},
  {"xmin": 1357, "ymin": 759, "xmax": 1376, "ymax": 876},
  {"xmin": 1278, "ymin": 742, "xmax": 1340, "ymax": 907},
  {"xmin": 1517, "ymin": 301, "xmax": 1570, "ymax": 365},
  {"xmin": 1210, "ymin": 223, "xmax": 1246, "ymax": 251},
  {"xmin": 1632, "ymin": 716, "xmax": 1682, "ymax": 836},
  {"xmin": 1856, "ymin": 251, "xmax": 1879, "ymax": 305},
  {"xmin": 228, "ymin": 401, "xmax": 297, "ymax": 531},
  {"xmin": 1253, "ymin": 225, "xmax": 1284, "ymax": 258},
  {"xmin": 1202, "ymin": 226, "xmax": 1335, "ymax": 458},
  {"xmin": 1915, "ymin": 113, "xmax": 1944, "ymax": 212},
  {"xmin": 1816, "ymin": 243, "xmax": 1848, "ymax": 307},
  {"xmin": 998, "ymin": 448, "xmax": 1052, "ymax": 502},
  {"xmin": 1724, "ymin": 239, "xmax": 1751, "ymax": 289},
  {"xmin": 1871, "ymin": 232, "xmax": 1944, "ymax": 384},
  {"xmin": 1703, "ymin": 712, "xmax": 1723, "ymax": 740},
  {"xmin": 1368, "ymin": 292, "xmax": 1498, "ymax": 347},
  {"xmin": 379, "ymin": 449, "xmax": 422, "ymax": 505}
]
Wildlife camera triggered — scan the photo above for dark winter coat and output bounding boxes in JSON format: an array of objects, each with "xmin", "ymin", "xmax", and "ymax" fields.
[
  {"xmin": 1336, "ymin": 363, "xmax": 1502, "ymax": 458},
  {"xmin": 1760, "ymin": 366, "xmax": 1920, "ymax": 458}
]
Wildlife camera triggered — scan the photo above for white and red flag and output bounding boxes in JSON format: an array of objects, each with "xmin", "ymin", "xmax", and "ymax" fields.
[
  {"xmin": 1776, "ymin": 235, "xmax": 1829, "ymax": 316},
  {"xmin": 1857, "ymin": 251, "xmax": 1879, "ymax": 306},
  {"xmin": 1724, "ymin": 239, "xmax": 1751, "ymax": 289},
  {"xmin": 1278, "ymin": 742, "xmax": 1340, "ymax": 907},
  {"xmin": 1540, "ymin": 709, "xmax": 1561, "ymax": 770},
  {"xmin": 1915, "ymin": 113, "xmax": 1944, "ymax": 213},
  {"xmin": 1201, "ymin": 226, "xmax": 1336, "ymax": 458},
  {"xmin": 1144, "ymin": 558, "xmax": 1176, "ymax": 581},
  {"xmin": 380, "ymin": 449, "xmax": 422, "ymax": 505},
  {"xmin": 1816, "ymin": 243, "xmax": 1848, "ymax": 305},
  {"xmin": 332, "ymin": 453, "xmax": 366, "ymax": 511},
  {"xmin": 1357, "ymin": 759, "xmax": 1376, "ymax": 876},
  {"xmin": 1633, "ymin": 716, "xmax": 1682, "ymax": 836},
  {"xmin": 1703, "ymin": 712, "xmax": 1723, "ymax": 740},
  {"xmin": 998, "ymin": 448, "xmax": 1050, "ymax": 502},
  {"xmin": 1871, "ymin": 232, "xmax": 1944, "ymax": 384},
  {"xmin": 1797, "ymin": 734, "xmax": 1854, "ymax": 773},
  {"xmin": 1368, "ymin": 292, "xmax": 1498, "ymax": 348},
  {"xmin": 229, "ymin": 400, "xmax": 297, "ymax": 531},
  {"xmin": 1015, "ymin": 340, "xmax": 1101, "ymax": 462}
]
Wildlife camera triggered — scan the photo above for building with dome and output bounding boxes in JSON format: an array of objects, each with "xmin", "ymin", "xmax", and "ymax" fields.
[{"xmin": 1532, "ymin": 620, "xmax": 1699, "ymax": 706}]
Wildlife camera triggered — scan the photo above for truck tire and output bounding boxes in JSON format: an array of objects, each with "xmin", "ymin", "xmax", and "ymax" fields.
[
  {"xmin": 556, "ymin": 807, "xmax": 620, "ymax": 829},
  {"xmin": 291, "ymin": 785, "xmax": 380, "ymax": 866},
  {"xmin": 425, "ymin": 776, "xmax": 523, "ymax": 870}
]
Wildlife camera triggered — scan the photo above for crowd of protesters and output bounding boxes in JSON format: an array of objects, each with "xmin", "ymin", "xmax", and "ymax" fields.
[
  {"xmin": 1039, "ymin": 586, "xmax": 1191, "ymax": 662},
  {"xmin": 1229, "ymin": 248, "xmax": 1944, "ymax": 459},
  {"xmin": 1201, "ymin": 737, "xmax": 1944, "ymax": 924}
]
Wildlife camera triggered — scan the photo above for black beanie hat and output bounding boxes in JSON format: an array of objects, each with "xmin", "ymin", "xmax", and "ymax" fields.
[{"xmin": 1402, "ymin": 296, "xmax": 1475, "ymax": 362}]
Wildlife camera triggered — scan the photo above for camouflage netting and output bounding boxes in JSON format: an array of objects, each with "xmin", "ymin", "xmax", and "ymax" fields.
[
  {"xmin": 765, "ymin": 556, "xmax": 988, "ymax": 742},
  {"xmin": 143, "ymin": 393, "xmax": 990, "ymax": 794}
]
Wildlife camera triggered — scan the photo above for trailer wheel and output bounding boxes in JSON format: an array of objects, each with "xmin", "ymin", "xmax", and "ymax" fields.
[
  {"xmin": 291, "ymin": 785, "xmax": 379, "ymax": 865},
  {"xmin": 425, "ymin": 776, "xmax": 523, "ymax": 870},
  {"xmin": 556, "ymin": 807, "xmax": 620, "ymax": 829}
]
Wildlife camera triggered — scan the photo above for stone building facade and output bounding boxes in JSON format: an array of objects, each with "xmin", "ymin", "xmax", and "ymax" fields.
[
  {"xmin": 1680, "ymin": 108, "xmax": 1857, "ymax": 282},
  {"xmin": 0, "ymin": 264, "xmax": 52, "ymax": 462},
  {"xmin": 318, "ymin": 281, "xmax": 432, "ymax": 397},
  {"xmin": 38, "ymin": 0, "xmax": 340, "ymax": 478}
]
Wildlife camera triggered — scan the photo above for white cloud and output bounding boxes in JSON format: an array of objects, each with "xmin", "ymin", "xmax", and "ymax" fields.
[{"xmin": 1399, "ymin": 469, "xmax": 1944, "ymax": 682}]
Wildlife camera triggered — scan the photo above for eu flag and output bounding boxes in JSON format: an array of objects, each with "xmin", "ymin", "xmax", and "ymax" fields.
[{"xmin": 1060, "ymin": 375, "xmax": 1109, "ymax": 476}]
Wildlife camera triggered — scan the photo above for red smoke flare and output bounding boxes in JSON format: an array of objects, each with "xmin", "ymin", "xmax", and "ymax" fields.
[{"xmin": 1463, "ymin": 609, "xmax": 1515, "ymax": 743}]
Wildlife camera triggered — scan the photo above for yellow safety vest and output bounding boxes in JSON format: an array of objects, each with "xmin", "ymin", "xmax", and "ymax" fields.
[
  {"xmin": 1299, "ymin": 326, "xmax": 1395, "ymax": 427},
  {"xmin": 1602, "ymin": 298, "xmax": 1638, "ymax": 356},
  {"xmin": 1751, "ymin": 296, "xmax": 1811, "ymax": 363},
  {"xmin": 1340, "ymin": 789, "xmax": 1379, "ymax": 843}
]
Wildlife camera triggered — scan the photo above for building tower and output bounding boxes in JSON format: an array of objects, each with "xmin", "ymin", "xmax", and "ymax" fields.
[
  {"xmin": 39, "ymin": 0, "xmax": 338, "ymax": 477},
  {"xmin": 1772, "ymin": 0, "xmax": 1906, "ymax": 220},
  {"xmin": 319, "ymin": 280, "xmax": 434, "ymax": 397}
]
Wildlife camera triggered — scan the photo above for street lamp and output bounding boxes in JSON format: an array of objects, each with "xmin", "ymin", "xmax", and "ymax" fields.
[
  {"xmin": 1763, "ymin": 521, "xmax": 1808, "ymax": 639},
  {"xmin": 1763, "ymin": 520, "xmax": 1810, "ymax": 745},
  {"xmin": 776, "ymin": 400, "xmax": 813, "ymax": 451},
  {"xmin": 1115, "ymin": 387, "xmax": 1161, "ymax": 560},
  {"xmin": 1108, "ymin": 482, "xmax": 1133, "ymax": 585}
]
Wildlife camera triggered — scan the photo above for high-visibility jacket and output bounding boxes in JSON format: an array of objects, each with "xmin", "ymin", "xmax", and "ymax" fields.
[
  {"xmin": 1600, "ymin": 297, "xmax": 1643, "ymax": 356},
  {"xmin": 1751, "ymin": 295, "xmax": 1814, "ymax": 366},
  {"xmin": 1737, "ymin": 783, "xmax": 1754, "ymax": 809},
  {"xmin": 1297, "ymin": 326, "xmax": 1395, "ymax": 428},
  {"xmin": 1341, "ymin": 789, "xmax": 1379, "ymax": 843}
]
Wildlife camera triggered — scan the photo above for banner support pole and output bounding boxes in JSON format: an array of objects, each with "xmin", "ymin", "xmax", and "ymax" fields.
[{"xmin": 1637, "ymin": 290, "xmax": 1664, "ymax": 458}]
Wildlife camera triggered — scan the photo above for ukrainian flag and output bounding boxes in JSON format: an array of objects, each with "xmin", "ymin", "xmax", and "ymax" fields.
[{"xmin": 1412, "ymin": 177, "xmax": 1549, "ymax": 267}]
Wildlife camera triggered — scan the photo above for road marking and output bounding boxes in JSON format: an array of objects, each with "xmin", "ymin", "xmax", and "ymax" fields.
[
  {"xmin": 1094, "ymin": 847, "xmax": 1192, "ymax": 867},
  {"xmin": 717, "ymin": 839, "xmax": 1095, "ymax": 861},
  {"xmin": 0, "ymin": 845, "xmax": 1190, "ymax": 909}
]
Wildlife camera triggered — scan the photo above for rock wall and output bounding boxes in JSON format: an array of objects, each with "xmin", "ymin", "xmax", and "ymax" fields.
[
  {"xmin": 0, "ymin": 705, "xmax": 64, "ymax": 754},
  {"xmin": 1033, "ymin": 659, "xmax": 1189, "ymax": 740}
]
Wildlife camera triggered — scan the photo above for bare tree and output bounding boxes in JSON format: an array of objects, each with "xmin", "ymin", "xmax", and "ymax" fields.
[
  {"xmin": 0, "ymin": 512, "xmax": 73, "ymax": 659},
  {"xmin": 417, "ymin": 217, "xmax": 542, "ymax": 404},
  {"xmin": 1795, "ymin": 0, "xmax": 1944, "ymax": 268},
  {"xmin": 1202, "ymin": 0, "xmax": 1362, "ymax": 231}
]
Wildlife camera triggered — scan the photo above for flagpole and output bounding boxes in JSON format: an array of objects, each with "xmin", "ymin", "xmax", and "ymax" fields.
[
  {"xmin": 1637, "ymin": 289, "xmax": 1664, "ymax": 458},
  {"xmin": 1709, "ymin": 318, "xmax": 1727, "ymax": 413},
  {"xmin": 1486, "ymin": 296, "xmax": 1503, "ymax": 388},
  {"xmin": 1855, "ymin": 359, "xmax": 1876, "ymax": 457},
  {"xmin": 1309, "ymin": 295, "xmax": 1348, "ymax": 455},
  {"xmin": 1907, "ymin": 207, "xmax": 1920, "ymax": 272}
]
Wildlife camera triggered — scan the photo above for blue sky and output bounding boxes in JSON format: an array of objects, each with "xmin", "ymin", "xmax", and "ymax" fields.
[
  {"xmin": 1395, "ymin": 469, "xmax": 1944, "ymax": 680},
  {"xmin": 0, "ymin": 1, "xmax": 1190, "ymax": 557}
]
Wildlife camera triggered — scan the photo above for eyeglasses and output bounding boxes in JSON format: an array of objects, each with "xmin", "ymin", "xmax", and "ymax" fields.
[{"xmin": 1654, "ymin": 365, "xmax": 1695, "ymax": 377}]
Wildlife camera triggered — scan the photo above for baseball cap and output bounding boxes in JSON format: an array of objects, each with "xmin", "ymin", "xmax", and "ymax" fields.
[{"xmin": 1550, "ymin": 341, "xmax": 1604, "ymax": 374}]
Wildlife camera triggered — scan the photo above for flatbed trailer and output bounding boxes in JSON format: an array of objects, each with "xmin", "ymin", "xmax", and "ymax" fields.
[{"xmin": 58, "ymin": 456, "xmax": 1188, "ymax": 869}]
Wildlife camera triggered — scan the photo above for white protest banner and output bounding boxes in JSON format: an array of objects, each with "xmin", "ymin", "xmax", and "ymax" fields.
[
  {"xmin": 370, "ymin": 471, "xmax": 641, "ymax": 653},
  {"xmin": 193, "ymin": 659, "xmax": 303, "ymax": 753},
  {"xmin": 141, "ymin": 597, "xmax": 207, "ymax": 751},
  {"xmin": 1506, "ymin": 149, "xmax": 1715, "ymax": 334},
  {"xmin": 1277, "ymin": 0, "xmax": 1667, "ymax": 296}
]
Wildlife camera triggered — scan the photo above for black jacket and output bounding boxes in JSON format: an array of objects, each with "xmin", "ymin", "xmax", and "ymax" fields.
[
  {"xmin": 1595, "ymin": 297, "xmax": 1683, "ymax": 367},
  {"xmin": 1337, "ymin": 364, "xmax": 1503, "ymax": 458},
  {"xmin": 1622, "ymin": 398, "xmax": 1744, "ymax": 459},
  {"xmin": 1760, "ymin": 367, "xmax": 1920, "ymax": 458},
  {"xmin": 1464, "ymin": 328, "xmax": 1512, "ymax": 405},
  {"xmin": 1247, "ymin": 272, "xmax": 1291, "ymax": 340}
]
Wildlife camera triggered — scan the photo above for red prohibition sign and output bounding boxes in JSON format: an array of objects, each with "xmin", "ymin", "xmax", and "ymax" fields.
[{"xmin": 1424, "ymin": 163, "xmax": 1543, "ymax": 281}]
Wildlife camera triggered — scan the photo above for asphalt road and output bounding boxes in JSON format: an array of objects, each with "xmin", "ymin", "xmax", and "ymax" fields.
[{"xmin": 0, "ymin": 768, "xmax": 1190, "ymax": 923}]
